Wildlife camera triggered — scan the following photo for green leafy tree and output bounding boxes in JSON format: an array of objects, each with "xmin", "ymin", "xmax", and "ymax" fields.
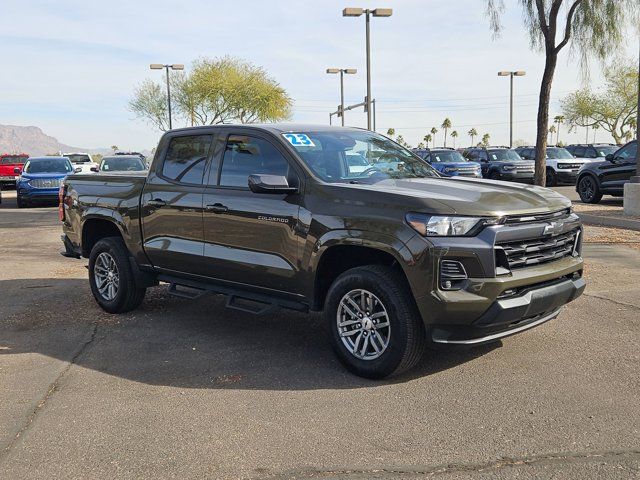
[
  {"xmin": 387, "ymin": 128, "xmax": 395, "ymax": 137},
  {"xmin": 481, "ymin": 133, "xmax": 491, "ymax": 147},
  {"xmin": 110, "ymin": 145, "xmax": 119, "ymax": 153},
  {"xmin": 424, "ymin": 134, "xmax": 433, "ymax": 147},
  {"xmin": 450, "ymin": 130, "xmax": 459, "ymax": 148},
  {"xmin": 130, "ymin": 56, "xmax": 292, "ymax": 131},
  {"xmin": 441, "ymin": 118, "xmax": 452, "ymax": 147},
  {"xmin": 468, "ymin": 128, "xmax": 478, "ymax": 146},
  {"xmin": 591, "ymin": 123, "xmax": 599, "ymax": 142},
  {"xmin": 553, "ymin": 115, "xmax": 565, "ymax": 144},
  {"xmin": 92, "ymin": 154, "xmax": 103, "ymax": 164},
  {"xmin": 486, "ymin": 0, "xmax": 636, "ymax": 186},
  {"xmin": 417, "ymin": 142, "xmax": 425, "ymax": 149},
  {"xmin": 548, "ymin": 124, "xmax": 557, "ymax": 144},
  {"xmin": 430, "ymin": 127, "xmax": 438, "ymax": 146},
  {"xmin": 561, "ymin": 61, "xmax": 639, "ymax": 144}
]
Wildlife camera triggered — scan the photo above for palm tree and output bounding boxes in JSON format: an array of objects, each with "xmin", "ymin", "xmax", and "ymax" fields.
[
  {"xmin": 386, "ymin": 128, "xmax": 395, "ymax": 137},
  {"xmin": 592, "ymin": 123, "xmax": 599, "ymax": 142},
  {"xmin": 450, "ymin": 130, "xmax": 458, "ymax": 148},
  {"xmin": 553, "ymin": 115, "xmax": 565, "ymax": 145},
  {"xmin": 481, "ymin": 133, "xmax": 490, "ymax": 147},
  {"xmin": 468, "ymin": 128, "xmax": 478, "ymax": 146},
  {"xmin": 430, "ymin": 127, "xmax": 438, "ymax": 146},
  {"xmin": 417, "ymin": 142, "xmax": 425, "ymax": 149},
  {"xmin": 110, "ymin": 145, "xmax": 119, "ymax": 153},
  {"xmin": 424, "ymin": 134, "xmax": 432, "ymax": 147},
  {"xmin": 548, "ymin": 125, "xmax": 557, "ymax": 144},
  {"xmin": 441, "ymin": 118, "xmax": 452, "ymax": 147}
]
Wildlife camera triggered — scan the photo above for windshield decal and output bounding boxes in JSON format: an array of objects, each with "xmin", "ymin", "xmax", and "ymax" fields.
[{"xmin": 283, "ymin": 133, "xmax": 315, "ymax": 147}]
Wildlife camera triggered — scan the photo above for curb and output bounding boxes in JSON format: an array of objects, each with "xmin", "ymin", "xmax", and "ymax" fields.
[{"xmin": 577, "ymin": 212, "xmax": 640, "ymax": 232}]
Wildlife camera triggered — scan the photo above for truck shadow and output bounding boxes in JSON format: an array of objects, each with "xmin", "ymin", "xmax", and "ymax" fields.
[{"xmin": 0, "ymin": 278, "xmax": 499, "ymax": 391}]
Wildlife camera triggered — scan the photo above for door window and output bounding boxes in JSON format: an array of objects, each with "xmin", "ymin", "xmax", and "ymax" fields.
[
  {"xmin": 162, "ymin": 135, "xmax": 213, "ymax": 184},
  {"xmin": 616, "ymin": 142, "xmax": 637, "ymax": 161},
  {"xmin": 219, "ymin": 135, "xmax": 290, "ymax": 188},
  {"xmin": 573, "ymin": 146, "xmax": 585, "ymax": 157},
  {"xmin": 478, "ymin": 151, "xmax": 488, "ymax": 162}
]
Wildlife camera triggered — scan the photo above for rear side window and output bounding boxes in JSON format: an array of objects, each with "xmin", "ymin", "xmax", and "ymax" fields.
[
  {"xmin": 219, "ymin": 135, "xmax": 290, "ymax": 188},
  {"xmin": 162, "ymin": 134, "xmax": 213, "ymax": 184},
  {"xmin": 573, "ymin": 146, "xmax": 585, "ymax": 157}
]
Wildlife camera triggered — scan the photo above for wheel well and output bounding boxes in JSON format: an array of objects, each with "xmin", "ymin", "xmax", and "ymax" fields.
[
  {"xmin": 81, "ymin": 219, "xmax": 122, "ymax": 257},
  {"xmin": 313, "ymin": 245, "xmax": 406, "ymax": 310}
]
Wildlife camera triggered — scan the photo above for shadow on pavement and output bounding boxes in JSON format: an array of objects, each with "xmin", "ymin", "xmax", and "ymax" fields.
[{"xmin": 0, "ymin": 278, "xmax": 499, "ymax": 391}]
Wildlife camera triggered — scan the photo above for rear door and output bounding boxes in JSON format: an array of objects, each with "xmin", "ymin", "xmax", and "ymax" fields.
[
  {"xmin": 201, "ymin": 131, "xmax": 304, "ymax": 295},
  {"xmin": 141, "ymin": 132, "xmax": 214, "ymax": 273}
]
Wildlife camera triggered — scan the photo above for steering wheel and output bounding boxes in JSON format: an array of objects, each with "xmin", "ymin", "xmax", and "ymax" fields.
[{"xmin": 361, "ymin": 166, "xmax": 382, "ymax": 176}]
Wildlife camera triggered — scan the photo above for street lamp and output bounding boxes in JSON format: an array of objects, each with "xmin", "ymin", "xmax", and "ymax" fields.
[
  {"xmin": 150, "ymin": 63, "xmax": 184, "ymax": 130},
  {"xmin": 326, "ymin": 68, "xmax": 357, "ymax": 126},
  {"xmin": 498, "ymin": 70, "xmax": 526, "ymax": 148},
  {"xmin": 343, "ymin": 7, "xmax": 392, "ymax": 131}
]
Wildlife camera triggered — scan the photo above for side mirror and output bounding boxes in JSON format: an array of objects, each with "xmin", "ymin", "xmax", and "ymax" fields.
[
  {"xmin": 13, "ymin": 167, "xmax": 21, "ymax": 174},
  {"xmin": 248, "ymin": 174, "xmax": 297, "ymax": 194},
  {"xmin": 90, "ymin": 166, "xmax": 99, "ymax": 172},
  {"xmin": 605, "ymin": 153, "xmax": 615, "ymax": 163},
  {"xmin": 74, "ymin": 167, "xmax": 83, "ymax": 173}
]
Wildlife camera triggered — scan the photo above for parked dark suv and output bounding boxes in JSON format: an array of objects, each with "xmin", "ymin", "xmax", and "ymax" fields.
[
  {"xmin": 464, "ymin": 147, "xmax": 534, "ymax": 182},
  {"xmin": 576, "ymin": 140, "xmax": 638, "ymax": 203},
  {"xmin": 565, "ymin": 144, "xmax": 618, "ymax": 160}
]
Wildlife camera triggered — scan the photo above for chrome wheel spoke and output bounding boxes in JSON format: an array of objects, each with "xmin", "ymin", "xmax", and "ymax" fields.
[{"xmin": 94, "ymin": 252, "xmax": 119, "ymax": 301}]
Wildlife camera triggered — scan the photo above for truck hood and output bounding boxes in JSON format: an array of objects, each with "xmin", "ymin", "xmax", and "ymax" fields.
[
  {"xmin": 434, "ymin": 162, "xmax": 479, "ymax": 169},
  {"xmin": 335, "ymin": 176, "xmax": 571, "ymax": 216}
]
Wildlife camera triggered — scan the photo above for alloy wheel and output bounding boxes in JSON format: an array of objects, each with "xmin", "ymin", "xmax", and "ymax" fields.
[
  {"xmin": 337, "ymin": 289, "xmax": 391, "ymax": 361},
  {"xmin": 94, "ymin": 252, "xmax": 119, "ymax": 301}
]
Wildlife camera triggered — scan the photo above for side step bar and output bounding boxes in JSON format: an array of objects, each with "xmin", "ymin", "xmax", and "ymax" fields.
[{"xmin": 158, "ymin": 274, "xmax": 308, "ymax": 316}]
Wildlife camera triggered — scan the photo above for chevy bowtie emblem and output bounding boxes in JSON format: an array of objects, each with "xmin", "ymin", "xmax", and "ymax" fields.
[{"xmin": 543, "ymin": 221, "xmax": 563, "ymax": 236}]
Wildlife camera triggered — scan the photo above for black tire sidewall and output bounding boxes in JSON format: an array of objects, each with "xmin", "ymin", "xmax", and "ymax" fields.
[
  {"xmin": 578, "ymin": 175, "xmax": 601, "ymax": 203},
  {"xmin": 546, "ymin": 168, "xmax": 557, "ymax": 187},
  {"xmin": 325, "ymin": 267, "xmax": 418, "ymax": 379},
  {"xmin": 489, "ymin": 171, "xmax": 501, "ymax": 180},
  {"xmin": 88, "ymin": 237, "xmax": 135, "ymax": 313}
]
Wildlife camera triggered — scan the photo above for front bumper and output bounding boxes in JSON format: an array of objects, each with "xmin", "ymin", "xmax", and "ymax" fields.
[
  {"xmin": 18, "ymin": 187, "xmax": 59, "ymax": 203},
  {"xmin": 555, "ymin": 169, "xmax": 579, "ymax": 184},
  {"xmin": 499, "ymin": 171, "xmax": 534, "ymax": 182},
  {"xmin": 0, "ymin": 175, "xmax": 18, "ymax": 183}
]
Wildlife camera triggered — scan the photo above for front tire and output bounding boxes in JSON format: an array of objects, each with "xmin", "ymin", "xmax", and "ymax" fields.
[
  {"xmin": 88, "ymin": 236, "xmax": 146, "ymax": 313},
  {"xmin": 16, "ymin": 196, "xmax": 26, "ymax": 208},
  {"xmin": 489, "ymin": 171, "xmax": 501, "ymax": 181},
  {"xmin": 577, "ymin": 175, "xmax": 602, "ymax": 204},
  {"xmin": 325, "ymin": 265, "xmax": 426, "ymax": 379}
]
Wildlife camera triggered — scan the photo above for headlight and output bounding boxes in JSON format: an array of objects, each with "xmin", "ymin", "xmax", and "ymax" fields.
[
  {"xmin": 406, "ymin": 213, "xmax": 500, "ymax": 236},
  {"xmin": 502, "ymin": 164, "xmax": 516, "ymax": 171}
]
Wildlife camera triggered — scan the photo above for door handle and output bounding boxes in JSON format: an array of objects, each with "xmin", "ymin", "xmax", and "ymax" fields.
[
  {"xmin": 147, "ymin": 199, "xmax": 167, "ymax": 207},
  {"xmin": 205, "ymin": 203, "xmax": 228, "ymax": 214}
]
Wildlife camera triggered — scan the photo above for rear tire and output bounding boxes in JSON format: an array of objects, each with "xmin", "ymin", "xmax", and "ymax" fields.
[
  {"xmin": 325, "ymin": 265, "xmax": 426, "ymax": 379},
  {"xmin": 545, "ymin": 168, "xmax": 557, "ymax": 187},
  {"xmin": 577, "ymin": 175, "xmax": 602, "ymax": 204},
  {"xmin": 88, "ymin": 236, "xmax": 146, "ymax": 313}
]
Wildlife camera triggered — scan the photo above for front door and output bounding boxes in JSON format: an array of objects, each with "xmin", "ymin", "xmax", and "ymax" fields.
[
  {"xmin": 141, "ymin": 132, "xmax": 214, "ymax": 274},
  {"xmin": 201, "ymin": 132, "xmax": 303, "ymax": 296},
  {"xmin": 600, "ymin": 142, "xmax": 637, "ymax": 192}
]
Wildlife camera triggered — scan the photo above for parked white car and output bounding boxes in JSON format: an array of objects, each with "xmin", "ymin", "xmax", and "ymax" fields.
[
  {"xmin": 62, "ymin": 152, "xmax": 98, "ymax": 174},
  {"xmin": 514, "ymin": 146, "xmax": 600, "ymax": 186}
]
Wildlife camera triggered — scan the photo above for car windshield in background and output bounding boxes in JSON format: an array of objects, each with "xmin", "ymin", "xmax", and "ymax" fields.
[
  {"xmin": 66, "ymin": 154, "xmax": 91, "ymax": 163},
  {"xmin": 595, "ymin": 146, "xmax": 617, "ymax": 157},
  {"xmin": 284, "ymin": 130, "xmax": 438, "ymax": 183},
  {"xmin": 24, "ymin": 158, "xmax": 72, "ymax": 174},
  {"xmin": 0, "ymin": 156, "xmax": 28, "ymax": 164},
  {"xmin": 546, "ymin": 148, "xmax": 574, "ymax": 159},
  {"xmin": 487, "ymin": 149, "xmax": 522, "ymax": 161},
  {"xmin": 100, "ymin": 157, "xmax": 146, "ymax": 172},
  {"xmin": 430, "ymin": 151, "xmax": 467, "ymax": 163}
]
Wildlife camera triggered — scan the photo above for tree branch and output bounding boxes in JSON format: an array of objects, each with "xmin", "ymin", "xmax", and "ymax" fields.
[
  {"xmin": 554, "ymin": 0, "xmax": 582, "ymax": 54},
  {"xmin": 535, "ymin": 0, "xmax": 549, "ymax": 39}
]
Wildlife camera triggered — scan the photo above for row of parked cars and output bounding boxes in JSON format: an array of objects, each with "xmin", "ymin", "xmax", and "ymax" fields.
[
  {"xmin": 411, "ymin": 141, "xmax": 637, "ymax": 204},
  {"xmin": 0, "ymin": 152, "xmax": 147, "ymax": 207}
]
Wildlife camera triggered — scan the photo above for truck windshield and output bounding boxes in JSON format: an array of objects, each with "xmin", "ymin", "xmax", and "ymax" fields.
[
  {"xmin": 487, "ymin": 149, "xmax": 522, "ymax": 161},
  {"xmin": 1, "ymin": 156, "xmax": 28, "ymax": 164},
  {"xmin": 429, "ymin": 151, "xmax": 467, "ymax": 163},
  {"xmin": 66, "ymin": 154, "xmax": 91, "ymax": 164},
  {"xmin": 284, "ymin": 130, "xmax": 438, "ymax": 183},
  {"xmin": 546, "ymin": 148, "xmax": 574, "ymax": 159},
  {"xmin": 23, "ymin": 158, "xmax": 72, "ymax": 174}
]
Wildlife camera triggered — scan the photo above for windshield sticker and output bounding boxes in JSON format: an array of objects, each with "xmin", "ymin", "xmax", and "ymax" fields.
[{"xmin": 283, "ymin": 133, "xmax": 315, "ymax": 147}]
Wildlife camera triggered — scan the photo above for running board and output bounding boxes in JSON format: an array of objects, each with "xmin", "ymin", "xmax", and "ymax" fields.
[{"xmin": 158, "ymin": 274, "xmax": 308, "ymax": 315}]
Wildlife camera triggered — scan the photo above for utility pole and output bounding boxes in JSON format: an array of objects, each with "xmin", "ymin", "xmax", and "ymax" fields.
[
  {"xmin": 150, "ymin": 63, "xmax": 184, "ymax": 130},
  {"xmin": 498, "ymin": 71, "xmax": 526, "ymax": 148}
]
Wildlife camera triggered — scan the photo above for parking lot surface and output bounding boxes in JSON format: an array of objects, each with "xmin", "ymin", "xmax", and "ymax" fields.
[{"xmin": 1, "ymin": 189, "xmax": 639, "ymax": 479}]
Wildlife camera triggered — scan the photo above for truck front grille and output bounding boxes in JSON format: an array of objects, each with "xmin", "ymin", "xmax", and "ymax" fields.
[
  {"xmin": 29, "ymin": 178, "xmax": 62, "ymax": 189},
  {"xmin": 497, "ymin": 229, "xmax": 579, "ymax": 270}
]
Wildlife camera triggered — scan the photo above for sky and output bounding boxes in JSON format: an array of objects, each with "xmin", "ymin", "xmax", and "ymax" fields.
[{"xmin": 0, "ymin": 0, "xmax": 638, "ymax": 151}]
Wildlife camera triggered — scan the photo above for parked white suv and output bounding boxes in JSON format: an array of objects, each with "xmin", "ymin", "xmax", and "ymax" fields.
[
  {"xmin": 62, "ymin": 152, "xmax": 98, "ymax": 174},
  {"xmin": 515, "ymin": 146, "xmax": 598, "ymax": 186}
]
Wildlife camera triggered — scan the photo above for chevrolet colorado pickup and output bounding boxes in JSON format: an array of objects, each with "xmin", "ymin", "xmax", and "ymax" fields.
[{"xmin": 60, "ymin": 124, "xmax": 585, "ymax": 379}]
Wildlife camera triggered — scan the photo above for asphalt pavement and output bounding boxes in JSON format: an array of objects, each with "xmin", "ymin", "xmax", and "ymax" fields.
[{"xmin": 1, "ymin": 189, "xmax": 639, "ymax": 479}]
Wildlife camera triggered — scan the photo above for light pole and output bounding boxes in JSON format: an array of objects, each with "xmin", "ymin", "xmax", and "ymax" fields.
[
  {"xmin": 150, "ymin": 63, "xmax": 184, "ymax": 130},
  {"xmin": 343, "ymin": 7, "xmax": 392, "ymax": 131},
  {"xmin": 498, "ymin": 70, "xmax": 526, "ymax": 148},
  {"xmin": 326, "ymin": 68, "xmax": 357, "ymax": 126}
]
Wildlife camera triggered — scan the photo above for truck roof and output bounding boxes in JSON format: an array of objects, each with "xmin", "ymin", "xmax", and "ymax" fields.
[{"xmin": 166, "ymin": 123, "xmax": 369, "ymax": 135}]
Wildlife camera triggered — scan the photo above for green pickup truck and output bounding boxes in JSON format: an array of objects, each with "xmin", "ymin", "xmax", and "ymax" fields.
[{"xmin": 60, "ymin": 124, "xmax": 585, "ymax": 378}]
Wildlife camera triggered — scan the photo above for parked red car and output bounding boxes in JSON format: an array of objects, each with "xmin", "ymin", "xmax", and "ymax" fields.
[{"xmin": 0, "ymin": 153, "xmax": 29, "ymax": 186}]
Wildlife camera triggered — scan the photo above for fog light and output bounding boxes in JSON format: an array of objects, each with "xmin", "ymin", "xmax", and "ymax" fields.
[{"xmin": 440, "ymin": 260, "xmax": 468, "ymax": 291}]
